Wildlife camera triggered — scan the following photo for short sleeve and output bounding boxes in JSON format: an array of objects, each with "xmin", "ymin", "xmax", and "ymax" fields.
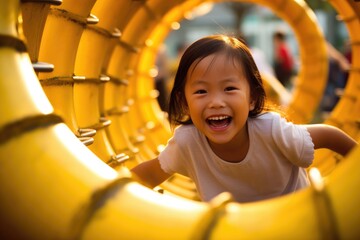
[
  {"xmin": 271, "ymin": 113, "xmax": 314, "ymax": 167},
  {"xmin": 158, "ymin": 126, "xmax": 189, "ymax": 176}
]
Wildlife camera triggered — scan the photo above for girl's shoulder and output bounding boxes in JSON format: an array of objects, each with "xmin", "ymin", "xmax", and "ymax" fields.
[
  {"xmin": 174, "ymin": 124, "xmax": 197, "ymax": 133},
  {"xmin": 252, "ymin": 111, "xmax": 283, "ymax": 122},
  {"xmin": 249, "ymin": 111, "xmax": 290, "ymax": 133},
  {"xmin": 173, "ymin": 124, "xmax": 201, "ymax": 143}
]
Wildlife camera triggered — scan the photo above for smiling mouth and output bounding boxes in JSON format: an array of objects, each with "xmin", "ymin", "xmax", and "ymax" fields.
[{"xmin": 206, "ymin": 115, "xmax": 232, "ymax": 129}]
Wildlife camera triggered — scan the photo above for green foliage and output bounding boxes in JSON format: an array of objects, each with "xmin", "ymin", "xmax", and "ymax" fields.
[{"xmin": 305, "ymin": 0, "xmax": 335, "ymax": 12}]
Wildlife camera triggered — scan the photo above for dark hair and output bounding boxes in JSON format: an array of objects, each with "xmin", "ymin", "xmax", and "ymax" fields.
[
  {"xmin": 168, "ymin": 35, "xmax": 266, "ymax": 128},
  {"xmin": 273, "ymin": 31, "xmax": 286, "ymax": 41}
]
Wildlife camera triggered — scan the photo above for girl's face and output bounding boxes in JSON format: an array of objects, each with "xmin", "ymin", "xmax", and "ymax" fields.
[{"xmin": 184, "ymin": 52, "xmax": 255, "ymax": 147}]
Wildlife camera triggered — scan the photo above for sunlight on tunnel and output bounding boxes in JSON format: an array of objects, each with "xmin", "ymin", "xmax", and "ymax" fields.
[{"xmin": 0, "ymin": 0, "xmax": 359, "ymax": 239}]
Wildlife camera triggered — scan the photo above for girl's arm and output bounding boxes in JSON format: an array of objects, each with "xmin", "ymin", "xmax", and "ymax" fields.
[
  {"xmin": 306, "ymin": 124, "xmax": 358, "ymax": 156},
  {"xmin": 131, "ymin": 158, "xmax": 171, "ymax": 188}
]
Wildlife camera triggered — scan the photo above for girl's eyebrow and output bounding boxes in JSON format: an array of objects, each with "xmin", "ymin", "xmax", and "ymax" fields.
[
  {"xmin": 191, "ymin": 79, "xmax": 207, "ymax": 84},
  {"xmin": 189, "ymin": 77, "xmax": 241, "ymax": 87},
  {"xmin": 187, "ymin": 79, "xmax": 208, "ymax": 88},
  {"xmin": 222, "ymin": 77, "xmax": 240, "ymax": 83}
]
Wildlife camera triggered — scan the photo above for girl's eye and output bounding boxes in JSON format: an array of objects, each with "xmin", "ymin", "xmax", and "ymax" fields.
[
  {"xmin": 194, "ymin": 89, "xmax": 207, "ymax": 94},
  {"xmin": 225, "ymin": 86, "xmax": 238, "ymax": 91}
]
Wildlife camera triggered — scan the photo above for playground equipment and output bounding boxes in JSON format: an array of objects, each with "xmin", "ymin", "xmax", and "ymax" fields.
[{"xmin": 0, "ymin": 0, "xmax": 359, "ymax": 239}]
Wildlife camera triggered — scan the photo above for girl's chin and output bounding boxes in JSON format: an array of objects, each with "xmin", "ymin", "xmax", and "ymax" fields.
[{"xmin": 205, "ymin": 132, "xmax": 234, "ymax": 145}]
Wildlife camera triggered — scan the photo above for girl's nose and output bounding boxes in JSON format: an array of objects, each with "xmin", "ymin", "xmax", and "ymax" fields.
[{"xmin": 208, "ymin": 94, "xmax": 225, "ymax": 108}]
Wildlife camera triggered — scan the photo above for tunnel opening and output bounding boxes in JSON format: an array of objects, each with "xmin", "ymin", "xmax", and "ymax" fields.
[{"xmin": 0, "ymin": 0, "xmax": 359, "ymax": 239}]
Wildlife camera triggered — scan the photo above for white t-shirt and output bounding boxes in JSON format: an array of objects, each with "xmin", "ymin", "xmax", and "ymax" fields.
[{"xmin": 159, "ymin": 112, "xmax": 314, "ymax": 203}]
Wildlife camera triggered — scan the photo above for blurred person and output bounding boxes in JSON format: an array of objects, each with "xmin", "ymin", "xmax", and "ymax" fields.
[
  {"xmin": 321, "ymin": 42, "xmax": 350, "ymax": 112},
  {"xmin": 273, "ymin": 30, "xmax": 294, "ymax": 88}
]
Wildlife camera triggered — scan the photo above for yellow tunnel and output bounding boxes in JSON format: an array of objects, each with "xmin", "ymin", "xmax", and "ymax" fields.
[{"xmin": 0, "ymin": 0, "xmax": 359, "ymax": 239}]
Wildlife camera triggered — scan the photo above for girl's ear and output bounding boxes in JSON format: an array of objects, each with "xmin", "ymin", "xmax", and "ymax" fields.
[{"xmin": 249, "ymin": 100, "xmax": 256, "ymax": 111}]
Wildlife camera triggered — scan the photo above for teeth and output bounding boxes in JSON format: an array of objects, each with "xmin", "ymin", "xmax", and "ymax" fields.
[{"xmin": 208, "ymin": 116, "xmax": 229, "ymax": 121}]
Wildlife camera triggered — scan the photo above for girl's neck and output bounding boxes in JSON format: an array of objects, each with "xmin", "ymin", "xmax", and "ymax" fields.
[{"xmin": 207, "ymin": 124, "xmax": 250, "ymax": 163}]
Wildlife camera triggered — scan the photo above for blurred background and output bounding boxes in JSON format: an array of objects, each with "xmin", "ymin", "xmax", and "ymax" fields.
[{"xmin": 154, "ymin": 0, "xmax": 351, "ymax": 123}]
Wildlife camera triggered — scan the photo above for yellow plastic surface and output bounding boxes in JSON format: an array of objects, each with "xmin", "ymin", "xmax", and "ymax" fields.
[{"xmin": 1, "ymin": 0, "xmax": 359, "ymax": 239}]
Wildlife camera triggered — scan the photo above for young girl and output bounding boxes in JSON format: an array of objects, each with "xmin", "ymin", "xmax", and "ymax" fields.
[{"xmin": 131, "ymin": 35, "xmax": 357, "ymax": 203}]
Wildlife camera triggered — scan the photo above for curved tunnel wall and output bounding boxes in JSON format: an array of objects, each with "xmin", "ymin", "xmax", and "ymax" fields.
[{"xmin": 0, "ymin": 0, "xmax": 360, "ymax": 239}]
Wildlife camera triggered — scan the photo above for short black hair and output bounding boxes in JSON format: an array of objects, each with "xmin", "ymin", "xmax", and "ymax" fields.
[{"xmin": 168, "ymin": 35, "xmax": 266, "ymax": 128}]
